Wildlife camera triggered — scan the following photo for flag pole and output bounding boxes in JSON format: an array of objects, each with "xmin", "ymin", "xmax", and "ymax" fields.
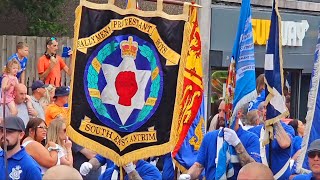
[
  {"xmin": 2, "ymin": 86, "xmax": 8, "ymax": 180},
  {"xmin": 142, "ymin": 0, "xmax": 202, "ymax": 7}
]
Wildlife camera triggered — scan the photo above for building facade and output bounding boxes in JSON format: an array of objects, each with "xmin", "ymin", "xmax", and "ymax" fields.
[{"xmin": 207, "ymin": 0, "xmax": 320, "ymax": 122}]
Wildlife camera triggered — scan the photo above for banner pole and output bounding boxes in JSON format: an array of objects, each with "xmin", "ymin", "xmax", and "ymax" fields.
[
  {"xmin": 2, "ymin": 87, "xmax": 8, "ymax": 180},
  {"xmin": 143, "ymin": 0, "xmax": 202, "ymax": 7}
]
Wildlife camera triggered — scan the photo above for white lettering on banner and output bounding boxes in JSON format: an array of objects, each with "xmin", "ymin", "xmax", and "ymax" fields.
[{"xmin": 252, "ymin": 19, "xmax": 309, "ymax": 46}]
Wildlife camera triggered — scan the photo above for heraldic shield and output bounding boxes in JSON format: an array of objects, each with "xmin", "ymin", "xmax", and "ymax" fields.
[{"xmin": 68, "ymin": 0, "xmax": 195, "ymax": 166}]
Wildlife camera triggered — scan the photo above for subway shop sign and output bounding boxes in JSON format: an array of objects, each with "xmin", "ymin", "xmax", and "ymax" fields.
[{"xmin": 252, "ymin": 19, "xmax": 309, "ymax": 46}]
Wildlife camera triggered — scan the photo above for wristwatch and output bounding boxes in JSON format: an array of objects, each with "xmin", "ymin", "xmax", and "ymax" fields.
[{"xmin": 48, "ymin": 144, "xmax": 60, "ymax": 152}]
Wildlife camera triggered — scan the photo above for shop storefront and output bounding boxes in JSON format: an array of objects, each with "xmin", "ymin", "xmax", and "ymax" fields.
[{"xmin": 209, "ymin": 5, "xmax": 319, "ymax": 123}]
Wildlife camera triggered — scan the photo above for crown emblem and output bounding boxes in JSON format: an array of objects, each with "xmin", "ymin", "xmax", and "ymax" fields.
[{"xmin": 120, "ymin": 36, "xmax": 138, "ymax": 58}]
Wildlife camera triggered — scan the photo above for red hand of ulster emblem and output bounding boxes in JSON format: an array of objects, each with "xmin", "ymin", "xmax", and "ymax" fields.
[{"xmin": 115, "ymin": 71, "xmax": 138, "ymax": 106}]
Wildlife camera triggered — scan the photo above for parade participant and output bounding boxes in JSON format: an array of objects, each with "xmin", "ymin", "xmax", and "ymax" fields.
[
  {"xmin": 45, "ymin": 86, "xmax": 69, "ymax": 126},
  {"xmin": 288, "ymin": 119, "xmax": 304, "ymax": 159},
  {"xmin": 37, "ymin": 37, "xmax": 71, "ymax": 87},
  {"xmin": 22, "ymin": 118, "xmax": 59, "ymax": 175},
  {"xmin": 80, "ymin": 154, "xmax": 114, "ymax": 176},
  {"xmin": 0, "ymin": 116, "xmax": 42, "ymax": 179},
  {"xmin": 179, "ymin": 112, "xmax": 261, "ymax": 180},
  {"xmin": 7, "ymin": 42, "xmax": 29, "ymax": 83},
  {"xmin": 80, "ymin": 155, "xmax": 161, "ymax": 180},
  {"xmin": 293, "ymin": 139, "xmax": 320, "ymax": 180},
  {"xmin": 43, "ymin": 165, "xmax": 83, "ymax": 180},
  {"xmin": 47, "ymin": 118, "xmax": 73, "ymax": 166},
  {"xmin": 208, "ymin": 100, "xmax": 226, "ymax": 132},
  {"xmin": 1, "ymin": 59, "xmax": 20, "ymax": 115},
  {"xmin": 237, "ymin": 162, "xmax": 274, "ymax": 180},
  {"xmin": 248, "ymin": 118, "xmax": 294, "ymax": 179},
  {"xmin": 29, "ymin": 80, "xmax": 47, "ymax": 120},
  {"xmin": 243, "ymin": 110, "xmax": 260, "ymax": 130},
  {"xmin": 72, "ymin": 142, "xmax": 101, "ymax": 180}
]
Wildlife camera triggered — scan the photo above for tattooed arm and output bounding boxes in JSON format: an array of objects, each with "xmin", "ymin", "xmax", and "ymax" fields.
[
  {"xmin": 187, "ymin": 162, "xmax": 204, "ymax": 180},
  {"xmin": 274, "ymin": 121, "xmax": 291, "ymax": 149},
  {"xmin": 235, "ymin": 143, "xmax": 255, "ymax": 167}
]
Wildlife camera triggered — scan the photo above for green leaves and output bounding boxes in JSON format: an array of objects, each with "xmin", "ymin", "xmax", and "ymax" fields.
[{"xmin": 9, "ymin": 0, "xmax": 67, "ymax": 36}]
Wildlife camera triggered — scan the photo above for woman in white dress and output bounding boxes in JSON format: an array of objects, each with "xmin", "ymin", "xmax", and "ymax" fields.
[
  {"xmin": 22, "ymin": 118, "xmax": 59, "ymax": 174},
  {"xmin": 47, "ymin": 118, "xmax": 73, "ymax": 167}
]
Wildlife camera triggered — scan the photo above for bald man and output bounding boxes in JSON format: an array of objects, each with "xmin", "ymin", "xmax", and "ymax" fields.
[
  {"xmin": 0, "ymin": 83, "xmax": 36, "ymax": 125},
  {"xmin": 237, "ymin": 162, "xmax": 274, "ymax": 180},
  {"xmin": 43, "ymin": 165, "xmax": 83, "ymax": 180}
]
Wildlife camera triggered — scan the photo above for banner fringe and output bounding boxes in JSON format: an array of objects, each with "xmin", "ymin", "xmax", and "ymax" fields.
[{"xmin": 67, "ymin": 1, "xmax": 193, "ymax": 166}]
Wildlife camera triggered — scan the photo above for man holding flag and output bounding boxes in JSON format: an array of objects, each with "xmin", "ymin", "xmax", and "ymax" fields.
[
  {"xmin": 179, "ymin": 0, "xmax": 260, "ymax": 179},
  {"xmin": 248, "ymin": 0, "xmax": 294, "ymax": 179}
]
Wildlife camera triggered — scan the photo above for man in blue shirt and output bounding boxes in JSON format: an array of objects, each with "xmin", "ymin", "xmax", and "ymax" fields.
[
  {"xmin": 179, "ymin": 115, "xmax": 261, "ymax": 180},
  {"xmin": 249, "ymin": 120, "xmax": 294, "ymax": 179},
  {"xmin": 0, "ymin": 116, "xmax": 41, "ymax": 180},
  {"xmin": 293, "ymin": 139, "xmax": 320, "ymax": 180},
  {"xmin": 7, "ymin": 42, "xmax": 29, "ymax": 83}
]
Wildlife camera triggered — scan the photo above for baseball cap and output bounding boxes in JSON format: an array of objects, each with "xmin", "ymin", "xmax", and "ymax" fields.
[
  {"xmin": 54, "ymin": 86, "xmax": 70, "ymax": 98},
  {"xmin": 0, "ymin": 116, "xmax": 25, "ymax": 132},
  {"xmin": 31, "ymin": 80, "xmax": 48, "ymax": 91},
  {"xmin": 307, "ymin": 139, "xmax": 320, "ymax": 154}
]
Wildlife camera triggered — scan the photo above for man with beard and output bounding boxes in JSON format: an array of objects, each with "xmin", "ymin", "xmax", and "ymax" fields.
[
  {"xmin": 179, "ymin": 109, "xmax": 261, "ymax": 180},
  {"xmin": 0, "ymin": 116, "xmax": 41, "ymax": 180},
  {"xmin": 208, "ymin": 100, "xmax": 226, "ymax": 132}
]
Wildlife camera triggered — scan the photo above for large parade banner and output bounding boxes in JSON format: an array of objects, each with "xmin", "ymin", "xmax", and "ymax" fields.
[
  {"xmin": 297, "ymin": 26, "xmax": 320, "ymax": 171},
  {"xmin": 263, "ymin": 0, "xmax": 289, "ymax": 145},
  {"xmin": 67, "ymin": 0, "xmax": 194, "ymax": 166}
]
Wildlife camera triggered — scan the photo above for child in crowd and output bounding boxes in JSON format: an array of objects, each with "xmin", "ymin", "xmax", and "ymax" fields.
[
  {"xmin": 1, "ymin": 59, "xmax": 20, "ymax": 115},
  {"xmin": 1, "ymin": 59, "xmax": 34, "ymax": 115},
  {"xmin": 7, "ymin": 42, "xmax": 29, "ymax": 83}
]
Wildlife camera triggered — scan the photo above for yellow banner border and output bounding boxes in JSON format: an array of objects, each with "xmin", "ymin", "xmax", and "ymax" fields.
[{"xmin": 67, "ymin": 1, "xmax": 193, "ymax": 166}]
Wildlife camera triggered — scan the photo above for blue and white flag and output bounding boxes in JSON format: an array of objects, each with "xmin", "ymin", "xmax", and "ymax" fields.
[
  {"xmin": 228, "ymin": 0, "xmax": 257, "ymax": 129},
  {"xmin": 263, "ymin": 0, "xmax": 289, "ymax": 145},
  {"xmin": 216, "ymin": 0, "xmax": 256, "ymax": 179},
  {"xmin": 296, "ymin": 26, "xmax": 320, "ymax": 172}
]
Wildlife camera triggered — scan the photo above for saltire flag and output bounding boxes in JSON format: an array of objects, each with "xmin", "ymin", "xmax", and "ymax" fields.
[
  {"xmin": 216, "ymin": 0, "xmax": 257, "ymax": 178},
  {"xmin": 172, "ymin": 5, "xmax": 203, "ymax": 157},
  {"xmin": 67, "ymin": 0, "xmax": 195, "ymax": 166},
  {"xmin": 296, "ymin": 26, "xmax": 320, "ymax": 171},
  {"xmin": 263, "ymin": 0, "xmax": 289, "ymax": 145}
]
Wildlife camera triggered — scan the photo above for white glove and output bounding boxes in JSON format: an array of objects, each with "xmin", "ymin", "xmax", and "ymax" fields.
[
  {"xmin": 123, "ymin": 162, "xmax": 136, "ymax": 174},
  {"xmin": 80, "ymin": 162, "xmax": 93, "ymax": 176},
  {"xmin": 179, "ymin": 174, "xmax": 191, "ymax": 180},
  {"xmin": 224, "ymin": 128, "xmax": 241, "ymax": 147}
]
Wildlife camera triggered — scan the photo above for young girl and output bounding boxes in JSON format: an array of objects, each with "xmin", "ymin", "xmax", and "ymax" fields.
[{"xmin": 1, "ymin": 59, "xmax": 20, "ymax": 115}]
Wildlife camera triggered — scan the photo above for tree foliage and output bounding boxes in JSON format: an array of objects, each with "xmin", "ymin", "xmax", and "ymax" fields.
[{"xmin": 8, "ymin": 0, "xmax": 67, "ymax": 36}]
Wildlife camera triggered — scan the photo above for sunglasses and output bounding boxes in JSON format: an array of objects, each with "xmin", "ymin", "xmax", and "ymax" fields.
[
  {"xmin": 308, "ymin": 151, "xmax": 320, "ymax": 158},
  {"xmin": 37, "ymin": 125, "xmax": 48, "ymax": 130},
  {"xmin": 46, "ymin": 37, "xmax": 57, "ymax": 45}
]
